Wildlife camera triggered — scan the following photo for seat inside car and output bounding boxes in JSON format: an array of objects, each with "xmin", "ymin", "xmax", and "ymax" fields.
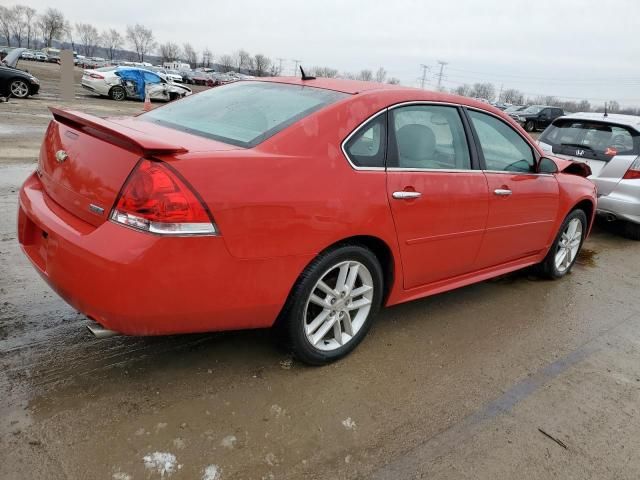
[{"xmin": 396, "ymin": 124, "xmax": 437, "ymax": 168}]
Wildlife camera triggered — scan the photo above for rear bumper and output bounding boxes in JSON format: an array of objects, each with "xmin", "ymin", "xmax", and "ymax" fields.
[
  {"xmin": 597, "ymin": 179, "xmax": 640, "ymax": 224},
  {"xmin": 18, "ymin": 172, "xmax": 308, "ymax": 335}
]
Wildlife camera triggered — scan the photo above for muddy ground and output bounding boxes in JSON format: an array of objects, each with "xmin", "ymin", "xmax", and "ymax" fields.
[{"xmin": 1, "ymin": 61, "xmax": 640, "ymax": 480}]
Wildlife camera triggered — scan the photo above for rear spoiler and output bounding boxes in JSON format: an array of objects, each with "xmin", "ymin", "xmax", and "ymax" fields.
[{"xmin": 49, "ymin": 107, "xmax": 188, "ymax": 156}]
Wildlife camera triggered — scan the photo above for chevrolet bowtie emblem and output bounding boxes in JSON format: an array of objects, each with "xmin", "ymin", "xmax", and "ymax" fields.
[{"xmin": 55, "ymin": 150, "xmax": 68, "ymax": 163}]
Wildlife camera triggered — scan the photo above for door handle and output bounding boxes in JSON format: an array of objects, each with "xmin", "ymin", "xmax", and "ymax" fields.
[
  {"xmin": 392, "ymin": 191, "xmax": 422, "ymax": 200},
  {"xmin": 493, "ymin": 189, "xmax": 512, "ymax": 196}
]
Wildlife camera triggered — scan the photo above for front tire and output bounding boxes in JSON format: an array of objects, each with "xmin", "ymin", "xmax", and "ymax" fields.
[
  {"xmin": 277, "ymin": 245, "xmax": 384, "ymax": 365},
  {"xmin": 536, "ymin": 209, "xmax": 587, "ymax": 279},
  {"xmin": 9, "ymin": 79, "xmax": 30, "ymax": 98},
  {"xmin": 525, "ymin": 120, "xmax": 536, "ymax": 132}
]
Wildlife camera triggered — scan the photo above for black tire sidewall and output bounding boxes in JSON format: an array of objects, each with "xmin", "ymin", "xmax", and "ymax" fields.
[
  {"xmin": 544, "ymin": 209, "xmax": 587, "ymax": 278},
  {"xmin": 525, "ymin": 120, "xmax": 535, "ymax": 132},
  {"xmin": 110, "ymin": 86, "xmax": 126, "ymax": 101},
  {"xmin": 282, "ymin": 245, "xmax": 384, "ymax": 365}
]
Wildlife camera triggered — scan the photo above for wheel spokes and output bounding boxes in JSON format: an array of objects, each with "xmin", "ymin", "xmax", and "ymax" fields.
[{"xmin": 306, "ymin": 309, "xmax": 330, "ymax": 335}]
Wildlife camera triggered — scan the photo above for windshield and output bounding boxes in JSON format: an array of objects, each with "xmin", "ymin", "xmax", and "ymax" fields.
[
  {"xmin": 522, "ymin": 106, "xmax": 544, "ymax": 114},
  {"xmin": 143, "ymin": 81, "xmax": 348, "ymax": 148},
  {"xmin": 540, "ymin": 119, "xmax": 639, "ymax": 158}
]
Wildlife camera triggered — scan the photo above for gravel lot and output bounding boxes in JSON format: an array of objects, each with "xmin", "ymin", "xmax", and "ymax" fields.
[{"xmin": 1, "ymin": 61, "xmax": 640, "ymax": 480}]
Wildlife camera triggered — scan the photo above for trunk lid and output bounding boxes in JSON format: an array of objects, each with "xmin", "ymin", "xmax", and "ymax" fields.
[{"xmin": 37, "ymin": 108, "xmax": 239, "ymax": 227}]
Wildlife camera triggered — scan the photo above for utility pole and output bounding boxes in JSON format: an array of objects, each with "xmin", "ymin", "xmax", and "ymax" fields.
[
  {"xmin": 498, "ymin": 83, "xmax": 504, "ymax": 102},
  {"xmin": 420, "ymin": 64, "xmax": 430, "ymax": 89},
  {"xmin": 292, "ymin": 59, "xmax": 302, "ymax": 76},
  {"xmin": 277, "ymin": 57, "xmax": 285, "ymax": 76},
  {"xmin": 435, "ymin": 60, "xmax": 448, "ymax": 91}
]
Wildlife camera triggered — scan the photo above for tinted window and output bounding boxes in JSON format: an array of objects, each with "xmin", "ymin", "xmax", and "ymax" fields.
[
  {"xmin": 539, "ymin": 119, "xmax": 638, "ymax": 158},
  {"xmin": 144, "ymin": 82, "xmax": 348, "ymax": 148},
  {"xmin": 344, "ymin": 114, "xmax": 386, "ymax": 168},
  {"xmin": 390, "ymin": 105, "xmax": 471, "ymax": 170},
  {"xmin": 468, "ymin": 110, "xmax": 535, "ymax": 172}
]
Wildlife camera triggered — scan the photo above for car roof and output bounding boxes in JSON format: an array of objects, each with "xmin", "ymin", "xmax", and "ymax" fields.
[{"xmin": 560, "ymin": 112, "xmax": 640, "ymax": 131}]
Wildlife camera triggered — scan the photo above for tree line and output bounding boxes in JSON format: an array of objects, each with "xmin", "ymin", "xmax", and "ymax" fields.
[
  {"xmin": 0, "ymin": 4, "xmax": 401, "ymax": 82},
  {"xmin": 450, "ymin": 82, "xmax": 634, "ymax": 114}
]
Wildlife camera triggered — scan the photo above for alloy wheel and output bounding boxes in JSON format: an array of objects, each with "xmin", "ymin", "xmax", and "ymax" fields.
[
  {"xmin": 303, "ymin": 260, "xmax": 374, "ymax": 352},
  {"xmin": 10, "ymin": 80, "xmax": 29, "ymax": 98},
  {"xmin": 555, "ymin": 218, "xmax": 582, "ymax": 273}
]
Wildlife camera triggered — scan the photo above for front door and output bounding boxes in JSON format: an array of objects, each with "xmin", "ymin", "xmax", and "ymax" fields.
[
  {"xmin": 466, "ymin": 109, "xmax": 559, "ymax": 268},
  {"xmin": 385, "ymin": 104, "xmax": 489, "ymax": 289}
]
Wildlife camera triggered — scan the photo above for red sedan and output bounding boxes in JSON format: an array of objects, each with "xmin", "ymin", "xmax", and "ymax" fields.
[{"xmin": 18, "ymin": 78, "xmax": 596, "ymax": 364}]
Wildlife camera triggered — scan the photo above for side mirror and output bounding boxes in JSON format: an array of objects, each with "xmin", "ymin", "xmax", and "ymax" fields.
[{"xmin": 538, "ymin": 157, "xmax": 558, "ymax": 174}]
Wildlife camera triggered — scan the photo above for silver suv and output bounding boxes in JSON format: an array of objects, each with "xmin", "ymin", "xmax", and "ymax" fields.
[{"xmin": 538, "ymin": 112, "xmax": 640, "ymax": 240}]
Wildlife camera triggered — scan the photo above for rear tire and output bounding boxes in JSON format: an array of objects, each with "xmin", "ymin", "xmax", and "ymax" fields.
[
  {"xmin": 276, "ymin": 244, "xmax": 384, "ymax": 365},
  {"xmin": 536, "ymin": 209, "xmax": 587, "ymax": 279},
  {"xmin": 109, "ymin": 86, "xmax": 126, "ymax": 101},
  {"xmin": 622, "ymin": 221, "xmax": 640, "ymax": 240}
]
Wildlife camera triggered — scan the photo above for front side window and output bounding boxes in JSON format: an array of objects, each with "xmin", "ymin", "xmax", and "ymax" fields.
[
  {"xmin": 143, "ymin": 71, "xmax": 162, "ymax": 84},
  {"xmin": 389, "ymin": 105, "xmax": 471, "ymax": 170},
  {"xmin": 344, "ymin": 113, "xmax": 386, "ymax": 168},
  {"xmin": 468, "ymin": 110, "xmax": 535, "ymax": 172},
  {"xmin": 144, "ymin": 82, "xmax": 348, "ymax": 148}
]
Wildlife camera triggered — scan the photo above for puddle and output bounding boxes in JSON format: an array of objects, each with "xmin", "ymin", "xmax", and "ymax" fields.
[{"xmin": 576, "ymin": 247, "xmax": 597, "ymax": 267}]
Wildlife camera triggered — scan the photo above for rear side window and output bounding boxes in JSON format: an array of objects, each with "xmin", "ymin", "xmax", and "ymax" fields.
[
  {"xmin": 468, "ymin": 110, "xmax": 535, "ymax": 172},
  {"xmin": 389, "ymin": 105, "xmax": 471, "ymax": 170},
  {"xmin": 143, "ymin": 82, "xmax": 348, "ymax": 148},
  {"xmin": 540, "ymin": 119, "xmax": 639, "ymax": 159},
  {"xmin": 344, "ymin": 113, "xmax": 386, "ymax": 168}
]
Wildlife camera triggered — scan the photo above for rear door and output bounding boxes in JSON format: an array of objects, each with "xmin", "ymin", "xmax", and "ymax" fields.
[
  {"xmin": 466, "ymin": 108, "xmax": 559, "ymax": 268},
  {"xmin": 538, "ymin": 118, "xmax": 640, "ymax": 195},
  {"xmin": 383, "ymin": 104, "xmax": 489, "ymax": 289}
]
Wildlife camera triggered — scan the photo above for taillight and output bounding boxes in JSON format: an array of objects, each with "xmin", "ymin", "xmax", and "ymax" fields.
[
  {"xmin": 623, "ymin": 157, "xmax": 640, "ymax": 180},
  {"xmin": 89, "ymin": 73, "xmax": 104, "ymax": 79},
  {"xmin": 111, "ymin": 159, "xmax": 218, "ymax": 235}
]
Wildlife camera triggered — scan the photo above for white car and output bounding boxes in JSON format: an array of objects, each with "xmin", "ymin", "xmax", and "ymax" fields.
[
  {"xmin": 33, "ymin": 52, "xmax": 48, "ymax": 62},
  {"xmin": 538, "ymin": 112, "xmax": 640, "ymax": 239},
  {"xmin": 152, "ymin": 67, "xmax": 183, "ymax": 83},
  {"xmin": 81, "ymin": 66, "xmax": 192, "ymax": 102},
  {"xmin": 20, "ymin": 51, "xmax": 35, "ymax": 60}
]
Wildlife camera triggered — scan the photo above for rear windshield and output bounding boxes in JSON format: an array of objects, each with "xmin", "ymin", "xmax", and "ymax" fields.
[
  {"xmin": 143, "ymin": 81, "xmax": 349, "ymax": 148},
  {"xmin": 540, "ymin": 119, "xmax": 639, "ymax": 159}
]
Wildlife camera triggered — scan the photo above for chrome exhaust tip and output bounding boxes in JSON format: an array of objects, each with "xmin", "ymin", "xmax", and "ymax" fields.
[{"xmin": 87, "ymin": 321, "xmax": 120, "ymax": 339}]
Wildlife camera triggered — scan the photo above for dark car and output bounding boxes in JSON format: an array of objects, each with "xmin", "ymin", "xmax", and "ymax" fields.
[
  {"xmin": 512, "ymin": 105, "xmax": 564, "ymax": 132},
  {"xmin": 0, "ymin": 48, "xmax": 40, "ymax": 99}
]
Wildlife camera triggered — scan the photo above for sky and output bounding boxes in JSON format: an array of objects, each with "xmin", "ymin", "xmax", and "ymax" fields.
[{"xmin": 16, "ymin": 0, "xmax": 640, "ymax": 106}]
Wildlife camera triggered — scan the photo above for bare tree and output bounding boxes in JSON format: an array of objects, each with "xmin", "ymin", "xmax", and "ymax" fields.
[
  {"xmin": 502, "ymin": 88, "xmax": 525, "ymax": 105},
  {"xmin": 202, "ymin": 47, "xmax": 212, "ymax": 68},
  {"xmin": 23, "ymin": 6, "xmax": 37, "ymax": 48},
  {"xmin": 218, "ymin": 54, "xmax": 235, "ymax": 72},
  {"xmin": 10, "ymin": 6, "xmax": 30, "ymax": 47},
  {"xmin": 452, "ymin": 84, "xmax": 472, "ymax": 97},
  {"xmin": 471, "ymin": 82, "xmax": 496, "ymax": 101},
  {"xmin": 233, "ymin": 49, "xmax": 252, "ymax": 72},
  {"xmin": 75, "ymin": 23, "xmax": 100, "ymax": 57},
  {"xmin": 375, "ymin": 67, "xmax": 387, "ymax": 83},
  {"xmin": 102, "ymin": 29, "xmax": 122, "ymax": 60},
  {"xmin": 0, "ymin": 6, "xmax": 16, "ymax": 46},
  {"xmin": 310, "ymin": 66, "xmax": 338, "ymax": 78},
  {"xmin": 253, "ymin": 54, "xmax": 272, "ymax": 76},
  {"xmin": 577, "ymin": 100, "xmax": 591, "ymax": 112},
  {"xmin": 126, "ymin": 24, "xmax": 155, "ymax": 62},
  {"xmin": 182, "ymin": 43, "xmax": 198, "ymax": 68},
  {"xmin": 608, "ymin": 100, "xmax": 620, "ymax": 113},
  {"xmin": 38, "ymin": 8, "xmax": 66, "ymax": 47},
  {"xmin": 387, "ymin": 77, "xmax": 401, "ymax": 85},
  {"xmin": 159, "ymin": 42, "xmax": 181, "ymax": 63},
  {"xmin": 357, "ymin": 69, "xmax": 373, "ymax": 81}
]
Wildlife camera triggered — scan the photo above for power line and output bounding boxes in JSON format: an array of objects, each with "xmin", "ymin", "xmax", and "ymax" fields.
[
  {"xmin": 420, "ymin": 64, "xmax": 430, "ymax": 89},
  {"xmin": 435, "ymin": 60, "xmax": 448, "ymax": 90}
]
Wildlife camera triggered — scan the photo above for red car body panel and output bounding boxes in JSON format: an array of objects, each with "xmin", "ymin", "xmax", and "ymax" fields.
[{"xmin": 17, "ymin": 79, "xmax": 597, "ymax": 336}]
